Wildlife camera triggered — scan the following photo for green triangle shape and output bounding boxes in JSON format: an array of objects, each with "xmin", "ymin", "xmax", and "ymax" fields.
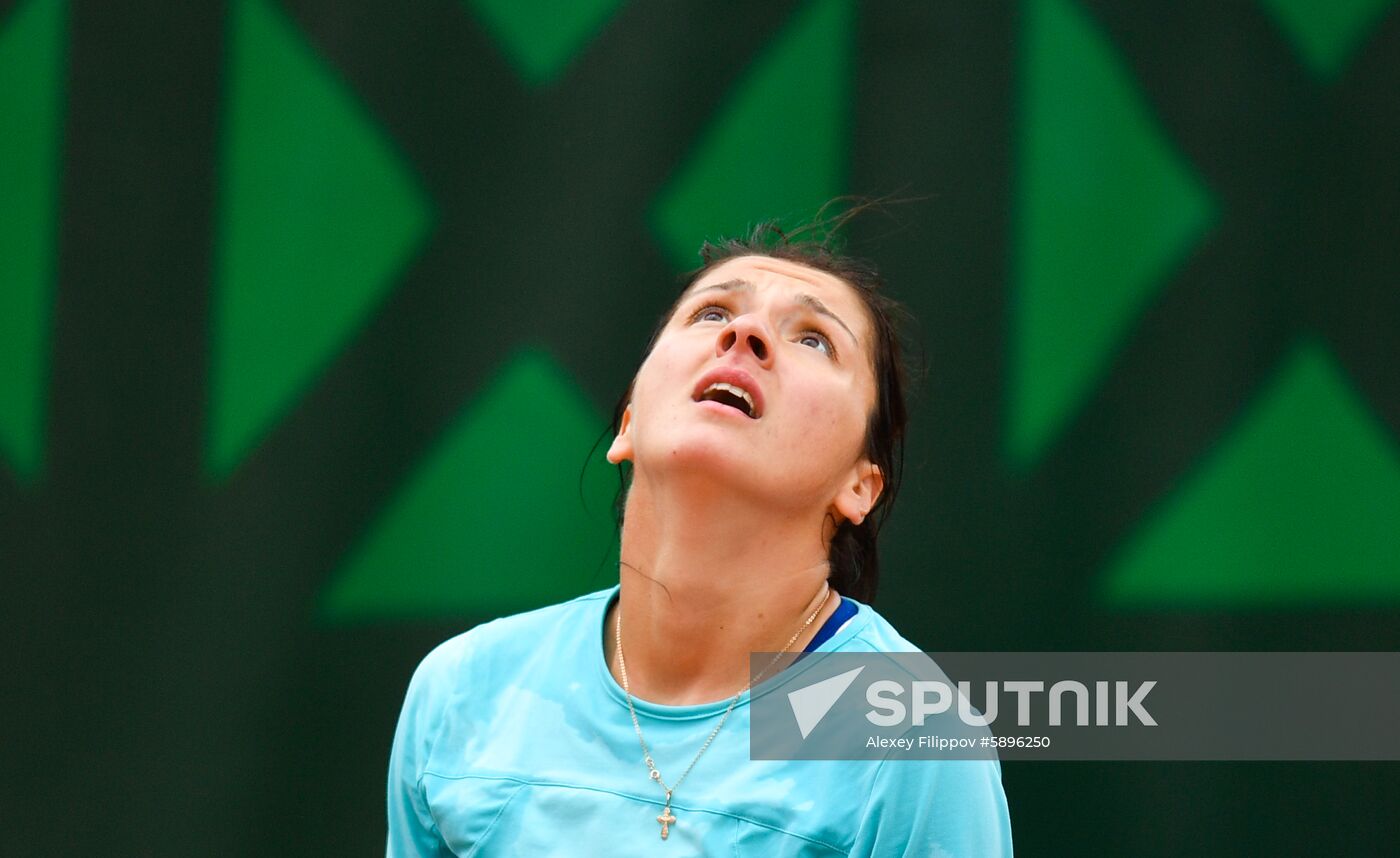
[
  {"xmin": 0, "ymin": 0, "xmax": 64, "ymax": 482},
  {"xmin": 319, "ymin": 348, "xmax": 618, "ymax": 622},
  {"xmin": 1258, "ymin": 0, "xmax": 1394, "ymax": 80},
  {"xmin": 210, "ymin": 0, "xmax": 431, "ymax": 478},
  {"xmin": 651, "ymin": 0, "xmax": 852, "ymax": 268},
  {"xmin": 1104, "ymin": 338, "xmax": 1400, "ymax": 607},
  {"xmin": 1011, "ymin": 0, "xmax": 1216, "ymax": 468},
  {"xmin": 464, "ymin": 0, "xmax": 622, "ymax": 86}
]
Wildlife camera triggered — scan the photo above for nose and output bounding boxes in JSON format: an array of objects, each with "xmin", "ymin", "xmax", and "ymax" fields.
[{"xmin": 716, "ymin": 314, "xmax": 773, "ymax": 366}]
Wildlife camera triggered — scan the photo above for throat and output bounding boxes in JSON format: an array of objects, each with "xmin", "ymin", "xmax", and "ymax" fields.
[{"xmin": 605, "ymin": 580, "xmax": 837, "ymax": 706}]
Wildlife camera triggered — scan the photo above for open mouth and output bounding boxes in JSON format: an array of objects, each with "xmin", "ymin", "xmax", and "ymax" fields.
[{"xmin": 695, "ymin": 381, "xmax": 758, "ymax": 419}]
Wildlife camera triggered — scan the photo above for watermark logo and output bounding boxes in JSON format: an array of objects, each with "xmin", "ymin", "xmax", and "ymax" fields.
[
  {"xmin": 752, "ymin": 651, "xmax": 1400, "ymax": 761},
  {"xmin": 865, "ymin": 679, "xmax": 1157, "ymax": 727},
  {"xmin": 788, "ymin": 666, "xmax": 865, "ymax": 738}
]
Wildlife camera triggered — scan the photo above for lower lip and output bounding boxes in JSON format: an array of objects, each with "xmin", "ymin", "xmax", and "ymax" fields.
[{"xmin": 694, "ymin": 399, "xmax": 756, "ymax": 420}]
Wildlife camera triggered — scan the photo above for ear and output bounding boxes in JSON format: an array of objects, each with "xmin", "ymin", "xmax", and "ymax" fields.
[
  {"xmin": 606, "ymin": 404, "xmax": 634, "ymax": 465},
  {"xmin": 832, "ymin": 461, "xmax": 884, "ymax": 526}
]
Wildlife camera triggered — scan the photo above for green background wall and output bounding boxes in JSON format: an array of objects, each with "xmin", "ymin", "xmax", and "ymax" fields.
[{"xmin": 2, "ymin": 0, "xmax": 1398, "ymax": 853}]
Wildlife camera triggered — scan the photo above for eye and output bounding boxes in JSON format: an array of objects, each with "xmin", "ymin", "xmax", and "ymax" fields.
[
  {"xmin": 798, "ymin": 330, "xmax": 836, "ymax": 358},
  {"xmin": 688, "ymin": 304, "xmax": 730, "ymax": 324}
]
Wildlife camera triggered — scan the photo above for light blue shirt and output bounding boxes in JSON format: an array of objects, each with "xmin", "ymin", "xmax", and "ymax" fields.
[{"xmin": 387, "ymin": 585, "xmax": 1014, "ymax": 856}]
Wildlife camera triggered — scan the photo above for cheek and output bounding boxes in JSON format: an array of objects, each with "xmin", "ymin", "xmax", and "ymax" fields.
[
  {"xmin": 627, "ymin": 343, "xmax": 695, "ymax": 437},
  {"xmin": 792, "ymin": 380, "xmax": 868, "ymax": 452},
  {"xmin": 630, "ymin": 343, "xmax": 679, "ymax": 405}
]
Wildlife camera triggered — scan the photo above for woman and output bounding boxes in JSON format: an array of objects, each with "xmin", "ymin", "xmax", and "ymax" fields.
[{"xmin": 387, "ymin": 222, "xmax": 1013, "ymax": 856}]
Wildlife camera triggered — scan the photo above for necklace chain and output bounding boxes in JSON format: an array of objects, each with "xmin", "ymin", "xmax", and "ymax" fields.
[{"xmin": 614, "ymin": 581, "xmax": 832, "ymax": 839}]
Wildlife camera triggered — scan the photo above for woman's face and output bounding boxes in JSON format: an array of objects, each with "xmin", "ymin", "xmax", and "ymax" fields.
[{"xmin": 608, "ymin": 255, "xmax": 883, "ymax": 523}]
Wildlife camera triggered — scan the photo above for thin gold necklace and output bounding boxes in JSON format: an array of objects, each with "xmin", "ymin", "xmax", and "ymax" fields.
[{"xmin": 614, "ymin": 581, "xmax": 832, "ymax": 840}]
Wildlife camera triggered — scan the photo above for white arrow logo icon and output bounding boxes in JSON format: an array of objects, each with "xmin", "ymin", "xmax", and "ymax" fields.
[{"xmin": 787, "ymin": 666, "xmax": 866, "ymax": 739}]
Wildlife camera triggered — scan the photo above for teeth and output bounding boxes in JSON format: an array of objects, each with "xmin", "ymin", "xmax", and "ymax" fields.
[{"xmin": 703, "ymin": 382, "xmax": 756, "ymax": 416}]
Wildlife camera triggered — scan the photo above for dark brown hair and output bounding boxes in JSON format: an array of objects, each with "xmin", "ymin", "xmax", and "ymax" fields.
[{"xmin": 609, "ymin": 209, "xmax": 913, "ymax": 604}]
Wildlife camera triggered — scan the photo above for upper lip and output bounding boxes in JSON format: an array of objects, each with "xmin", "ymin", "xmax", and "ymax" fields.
[{"xmin": 692, "ymin": 365, "xmax": 765, "ymax": 419}]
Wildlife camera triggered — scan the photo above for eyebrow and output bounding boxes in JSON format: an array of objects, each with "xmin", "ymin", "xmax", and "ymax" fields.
[{"xmin": 684, "ymin": 278, "xmax": 860, "ymax": 348}]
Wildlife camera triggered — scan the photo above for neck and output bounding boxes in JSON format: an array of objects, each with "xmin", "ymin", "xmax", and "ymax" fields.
[{"xmin": 603, "ymin": 470, "xmax": 842, "ymax": 706}]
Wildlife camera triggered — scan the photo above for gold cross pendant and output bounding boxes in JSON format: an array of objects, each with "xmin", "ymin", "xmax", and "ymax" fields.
[{"xmin": 657, "ymin": 803, "xmax": 677, "ymax": 840}]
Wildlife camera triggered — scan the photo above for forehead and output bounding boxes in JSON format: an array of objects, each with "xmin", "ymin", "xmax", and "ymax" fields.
[{"xmin": 682, "ymin": 255, "xmax": 871, "ymax": 338}]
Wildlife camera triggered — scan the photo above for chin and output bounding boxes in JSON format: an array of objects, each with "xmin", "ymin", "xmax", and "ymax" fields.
[
  {"xmin": 642, "ymin": 430, "xmax": 758, "ymax": 480},
  {"xmin": 646, "ymin": 439, "xmax": 819, "ymax": 506}
]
